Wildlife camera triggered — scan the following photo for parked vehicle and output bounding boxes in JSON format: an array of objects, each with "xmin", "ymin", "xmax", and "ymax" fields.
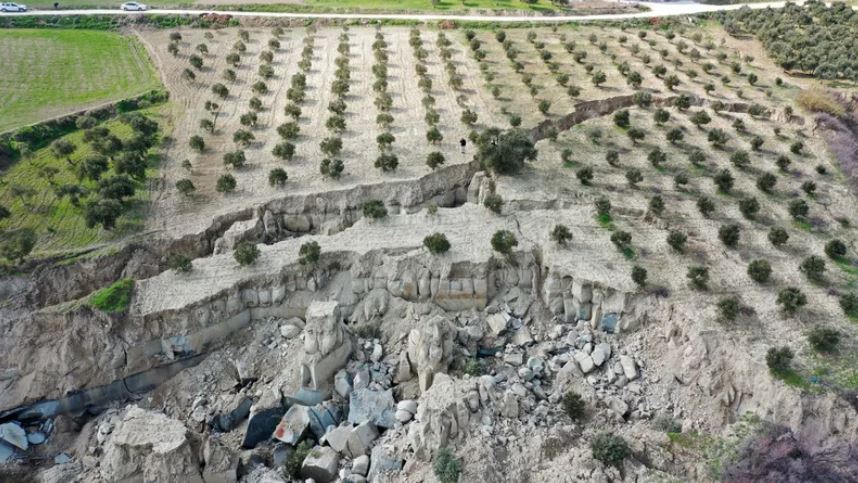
[
  {"xmin": 120, "ymin": 1, "xmax": 148, "ymax": 10},
  {"xmin": 0, "ymin": 2, "xmax": 28, "ymax": 12}
]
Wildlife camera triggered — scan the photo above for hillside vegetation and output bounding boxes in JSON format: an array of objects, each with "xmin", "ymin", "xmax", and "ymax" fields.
[{"xmin": 719, "ymin": 1, "xmax": 858, "ymax": 81}]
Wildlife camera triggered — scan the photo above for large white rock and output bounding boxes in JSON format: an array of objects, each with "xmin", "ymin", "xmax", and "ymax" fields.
[
  {"xmin": 100, "ymin": 406, "xmax": 203, "ymax": 483},
  {"xmin": 619, "ymin": 355, "xmax": 638, "ymax": 380},
  {"xmin": 574, "ymin": 351, "xmax": 595, "ymax": 374},
  {"xmin": 301, "ymin": 446, "xmax": 339, "ymax": 483},
  {"xmin": 592, "ymin": 343, "xmax": 612, "ymax": 367}
]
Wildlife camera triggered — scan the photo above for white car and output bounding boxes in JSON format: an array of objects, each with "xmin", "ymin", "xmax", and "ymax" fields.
[
  {"xmin": 120, "ymin": 1, "xmax": 148, "ymax": 10},
  {"xmin": 0, "ymin": 2, "xmax": 28, "ymax": 12}
]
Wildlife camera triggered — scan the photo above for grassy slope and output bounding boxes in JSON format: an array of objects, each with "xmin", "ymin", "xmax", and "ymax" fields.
[
  {"xmin": 0, "ymin": 29, "xmax": 160, "ymax": 133},
  {"xmin": 0, "ymin": 106, "xmax": 168, "ymax": 255}
]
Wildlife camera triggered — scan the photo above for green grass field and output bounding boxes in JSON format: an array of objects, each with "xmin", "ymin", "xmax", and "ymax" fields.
[
  {"xmin": 0, "ymin": 29, "xmax": 160, "ymax": 133},
  {"xmin": 0, "ymin": 106, "xmax": 167, "ymax": 255}
]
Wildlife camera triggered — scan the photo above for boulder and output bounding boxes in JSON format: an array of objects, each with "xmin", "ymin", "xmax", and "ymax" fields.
[
  {"xmin": 574, "ymin": 352, "xmax": 595, "ymax": 374},
  {"xmin": 619, "ymin": 356, "xmax": 638, "ymax": 380},
  {"xmin": 486, "ymin": 313, "xmax": 508, "ymax": 336},
  {"xmin": 346, "ymin": 421, "xmax": 379, "ymax": 457},
  {"xmin": 606, "ymin": 397, "xmax": 629, "ymax": 419},
  {"xmin": 397, "ymin": 400, "xmax": 418, "ymax": 414},
  {"xmin": 367, "ymin": 444, "xmax": 403, "ymax": 482},
  {"xmin": 0, "ymin": 422, "xmax": 27, "ymax": 450},
  {"xmin": 202, "ymin": 437, "xmax": 239, "ymax": 483},
  {"xmin": 501, "ymin": 392, "xmax": 519, "ymax": 418},
  {"xmin": 334, "ymin": 370, "xmax": 353, "ymax": 399},
  {"xmin": 395, "ymin": 409, "xmax": 413, "ymax": 423},
  {"xmin": 348, "ymin": 389, "xmax": 396, "ymax": 429},
  {"xmin": 323, "ymin": 425, "xmax": 352, "ymax": 454},
  {"xmin": 100, "ymin": 406, "xmax": 203, "ymax": 483},
  {"xmin": 592, "ymin": 343, "xmax": 611, "ymax": 367},
  {"xmin": 273, "ymin": 405, "xmax": 310, "ymax": 445},
  {"xmin": 300, "ymin": 446, "xmax": 339, "ymax": 483},
  {"xmin": 242, "ymin": 406, "xmax": 285, "ymax": 448},
  {"xmin": 280, "ymin": 324, "xmax": 302, "ymax": 339},
  {"xmin": 511, "ymin": 327, "xmax": 534, "ymax": 347},
  {"xmin": 352, "ymin": 455, "xmax": 370, "ymax": 476}
]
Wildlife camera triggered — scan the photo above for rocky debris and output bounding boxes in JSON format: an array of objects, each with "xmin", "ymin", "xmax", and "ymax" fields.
[
  {"xmin": 99, "ymin": 406, "xmax": 203, "ymax": 483},
  {"xmin": 201, "ymin": 436, "xmax": 239, "ymax": 483},
  {"xmin": 0, "ymin": 422, "xmax": 28, "ymax": 450},
  {"xmin": 211, "ymin": 396, "xmax": 253, "ymax": 432},
  {"xmin": 406, "ymin": 315, "xmax": 455, "ymax": 393},
  {"xmin": 591, "ymin": 343, "xmax": 611, "ymax": 367},
  {"xmin": 367, "ymin": 444, "xmax": 403, "ymax": 482},
  {"xmin": 300, "ymin": 446, "xmax": 340, "ymax": 483},
  {"xmin": 348, "ymin": 388, "xmax": 396, "ymax": 429}
]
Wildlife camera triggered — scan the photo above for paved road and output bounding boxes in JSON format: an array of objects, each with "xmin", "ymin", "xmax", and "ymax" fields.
[{"xmin": 0, "ymin": 1, "xmax": 792, "ymax": 22}]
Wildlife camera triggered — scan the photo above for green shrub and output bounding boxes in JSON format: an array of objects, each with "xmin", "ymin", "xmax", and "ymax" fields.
[
  {"xmin": 840, "ymin": 292, "xmax": 858, "ymax": 317},
  {"xmin": 216, "ymin": 174, "xmax": 236, "ymax": 193},
  {"xmin": 362, "ymin": 200, "xmax": 388, "ymax": 219},
  {"xmin": 433, "ymin": 447, "xmax": 461, "ymax": 483},
  {"xmin": 697, "ymin": 197, "xmax": 715, "ymax": 218},
  {"xmin": 714, "ymin": 169, "xmax": 734, "ymax": 193},
  {"xmin": 562, "ymin": 391, "xmax": 586, "ymax": 420},
  {"xmin": 777, "ymin": 287, "xmax": 807, "ymax": 315},
  {"xmin": 613, "ymin": 109, "xmax": 630, "ymax": 128},
  {"xmin": 491, "ymin": 230, "xmax": 518, "ymax": 256},
  {"xmin": 768, "ymin": 227, "xmax": 789, "ymax": 247},
  {"xmin": 667, "ymin": 230, "xmax": 687, "ymax": 252},
  {"xmin": 0, "ymin": 228, "xmax": 37, "ymax": 263},
  {"xmin": 631, "ymin": 265, "xmax": 647, "ymax": 288},
  {"xmin": 610, "ymin": 231, "xmax": 632, "ymax": 251},
  {"xmin": 824, "ymin": 239, "xmax": 847, "ymax": 259},
  {"xmin": 800, "ymin": 256, "xmax": 825, "ymax": 282},
  {"xmin": 167, "ymin": 253, "xmax": 192, "ymax": 273},
  {"xmin": 718, "ymin": 224, "xmax": 741, "ymax": 248},
  {"xmin": 424, "ymin": 233, "xmax": 451, "ymax": 255},
  {"xmin": 286, "ymin": 441, "xmax": 311, "ymax": 479},
  {"xmin": 591, "ymin": 433, "xmax": 630, "ymax": 468},
  {"xmin": 747, "ymin": 259, "xmax": 772, "ymax": 283},
  {"xmin": 808, "ymin": 327, "xmax": 839, "ymax": 353},
  {"xmin": 739, "ymin": 197, "xmax": 760, "ymax": 219},
  {"xmin": 551, "ymin": 224, "xmax": 572, "ymax": 245},
  {"xmin": 755, "ymin": 173, "xmax": 777, "ymax": 193},
  {"xmin": 299, "ymin": 241, "xmax": 321, "ymax": 265},
  {"xmin": 718, "ymin": 296, "xmax": 740, "ymax": 321},
  {"xmin": 89, "ymin": 279, "xmax": 134, "ymax": 314},
  {"xmin": 789, "ymin": 200, "xmax": 810, "ymax": 220},
  {"xmin": 625, "ymin": 168, "xmax": 643, "ymax": 187},
  {"xmin": 483, "ymin": 193, "xmax": 504, "ymax": 214},
  {"xmin": 765, "ymin": 346, "xmax": 794, "ymax": 376},
  {"xmin": 649, "ymin": 196, "xmax": 664, "ymax": 217},
  {"xmin": 234, "ymin": 242, "xmax": 260, "ymax": 266},
  {"xmin": 576, "ymin": 166, "xmax": 594, "ymax": 185},
  {"xmin": 687, "ymin": 266, "xmax": 709, "ymax": 290}
]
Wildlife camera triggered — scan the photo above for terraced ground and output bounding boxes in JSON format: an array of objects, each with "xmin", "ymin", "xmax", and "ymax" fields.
[
  {"xmin": 0, "ymin": 29, "xmax": 160, "ymax": 133},
  {"xmin": 140, "ymin": 22, "xmax": 858, "ymax": 397}
]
